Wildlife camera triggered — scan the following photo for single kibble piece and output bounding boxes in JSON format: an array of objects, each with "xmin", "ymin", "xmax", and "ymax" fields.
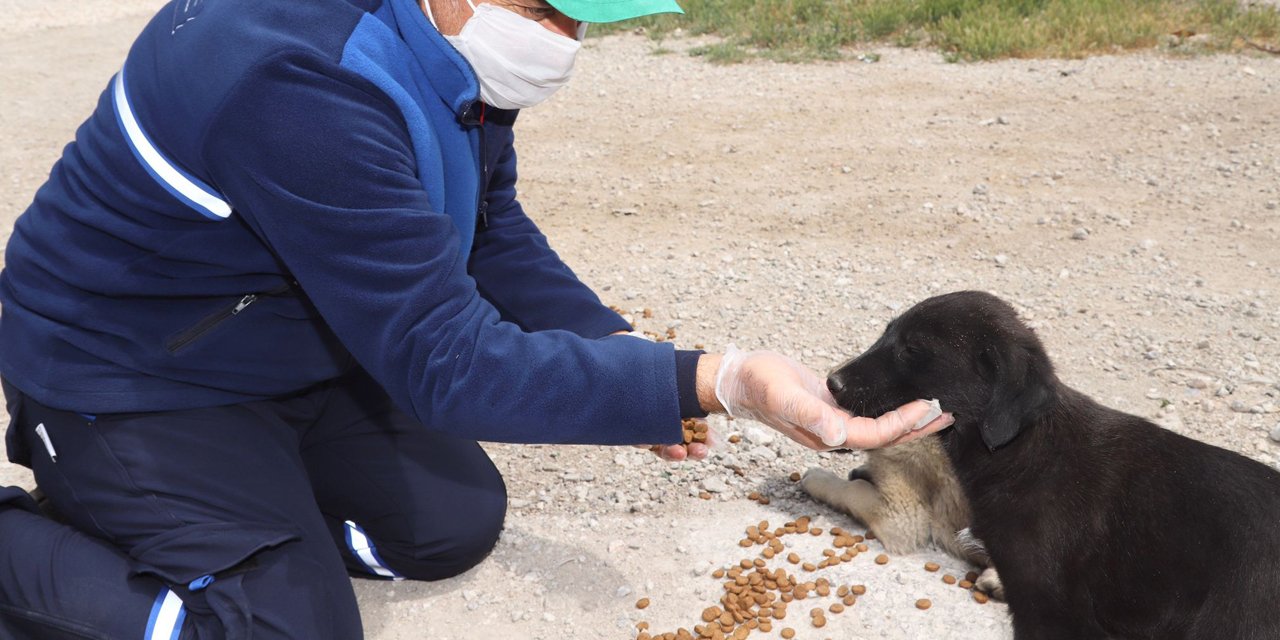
[
  {"xmin": 855, "ymin": 543, "xmax": 869, "ymax": 553},
  {"xmin": 787, "ymin": 553, "xmax": 800, "ymax": 564},
  {"xmin": 829, "ymin": 603, "xmax": 845, "ymax": 614},
  {"xmin": 851, "ymin": 585, "xmax": 867, "ymax": 596},
  {"xmin": 924, "ymin": 562, "xmax": 940, "ymax": 572},
  {"xmin": 729, "ymin": 434, "xmax": 742, "ymax": 444},
  {"xmin": 702, "ymin": 607, "xmax": 721, "ymax": 622},
  {"xmin": 712, "ymin": 568, "xmax": 726, "ymax": 579},
  {"xmin": 810, "ymin": 528, "xmax": 823, "ymax": 536},
  {"xmin": 836, "ymin": 585, "xmax": 849, "ymax": 597},
  {"xmin": 636, "ymin": 633, "xmax": 650, "ymax": 640},
  {"xmin": 636, "ymin": 598, "xmax": 650, "ymax": 610},
  {"xmin": 780, "ymin": 629, "xmax": 796, "ymax": 639},
  {"xmin": 789, "ymin": 472, "xmax": 802, "ymax": 482},
  {"xmin": 875, "ymin": 554, "xmax": 889, "ymax": 565},
  {"xmin": 759, "ymin": 496, "xmax": 771, "ymax": 505},
  {"xmin": 748, "ymin": 491, "xmax": 760, "ymax": 501},
  {"xmin": 802, "ymin": 563, "xmax": 816, "ymax": 572},
  {"xmin": 916, "ymin": 599, "xmax": 932, "ymax": 610},
  {"xmin": 636, "ymin": 621, "xmax": 650, "ymax": 630},
  {"xmin": 812, "ymin": 615, "xmax": 826, "ymax": 628},
  {"xmin": 699, "ymin": 491, "xmax": 712, "ymax": 500},
  {"xmin": 959, "ymin": 580, "xmax": 974, "ymax": 590},
  {"xmin": 942, "ymin": 575, "xmax": 957, "ymax": 585},
  {"xmin": 843, "ymin": 595, "xmax": 857, "ymax": 606},
  {"xmin": 973, "ymin": 591, "xmax": 990, "ymax": 605}
]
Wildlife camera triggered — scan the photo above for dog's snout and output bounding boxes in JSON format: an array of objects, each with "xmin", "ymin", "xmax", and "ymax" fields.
[{"xmin": 826, "ymin": 375, "xmax": 846, "ymax": 396}]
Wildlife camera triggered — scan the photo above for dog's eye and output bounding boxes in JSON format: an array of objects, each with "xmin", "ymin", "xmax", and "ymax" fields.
[{"xmin": 897, "ymin": 344, "xmax": 929, "ymax": 364}]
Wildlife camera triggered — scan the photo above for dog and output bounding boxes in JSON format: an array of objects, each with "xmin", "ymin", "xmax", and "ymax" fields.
[
  {"xmin": 800, "ymin": 437, "xmax": 1004, "ymax": 596},
  {"xmin": 821, "ymin": 290, "xmax": 1280, "ymax": 639}
]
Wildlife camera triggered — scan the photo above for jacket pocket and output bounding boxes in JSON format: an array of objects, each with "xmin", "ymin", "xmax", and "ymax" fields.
[{"xmin": 164, "ymin": 283, "xmax": 297, "ymax": 354}]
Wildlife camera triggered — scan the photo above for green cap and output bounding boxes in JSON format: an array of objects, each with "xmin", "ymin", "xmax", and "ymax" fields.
[{"xmin": 546, "ymin": 0, "xmax": 683, "ymax": 23}]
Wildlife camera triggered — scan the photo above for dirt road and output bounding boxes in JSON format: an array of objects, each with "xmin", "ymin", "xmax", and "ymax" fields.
[{"xmin": 2, "ymin": 2, "xmax": 1278, "ymax": 638}]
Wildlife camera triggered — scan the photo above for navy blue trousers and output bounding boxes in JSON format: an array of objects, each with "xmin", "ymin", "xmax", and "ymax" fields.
[{"xmin": 0, "ymin": 371, "xmax": 507, "ymax": 639}]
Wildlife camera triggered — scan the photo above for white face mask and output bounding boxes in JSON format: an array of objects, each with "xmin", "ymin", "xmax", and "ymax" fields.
[{"xmin": 425, "ymin": 0, "xmax": 583, "ymax": 110}]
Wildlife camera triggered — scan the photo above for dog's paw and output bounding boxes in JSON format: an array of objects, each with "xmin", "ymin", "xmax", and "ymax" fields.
[
  {"xmin": 800, "ymin": 468, "xmax": 842, "ymax": 500},
  {"xmin": 975, "ymin": 567, "xmax": 1005, "ymax": 602}
]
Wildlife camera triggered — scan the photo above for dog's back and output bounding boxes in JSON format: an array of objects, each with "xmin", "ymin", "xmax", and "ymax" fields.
[{"xmin": 966, "ymin": 387, "xmax": 1280, "ymax": 639}]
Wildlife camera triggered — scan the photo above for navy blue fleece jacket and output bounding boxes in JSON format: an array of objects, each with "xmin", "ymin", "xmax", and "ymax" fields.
[{"xmin": 0, "ymin": 0, "xmax": 703, "ymax": 445}]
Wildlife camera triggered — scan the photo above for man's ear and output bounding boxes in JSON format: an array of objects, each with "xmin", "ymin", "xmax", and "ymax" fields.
[{"xmin": 979, "ymin": 342, "xmax": 1054, "ymax": 451}]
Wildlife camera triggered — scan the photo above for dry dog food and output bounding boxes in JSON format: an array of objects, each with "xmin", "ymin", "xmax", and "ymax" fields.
[
  {"xmin": 681, "ymin": 419, "xmax": 709, "ymax": 445},
  {"xmin": 924, "ymin": 562, "xmax": 940, "ymax": 572},
  {"xmin": 632, "ymin": 514, "xmax": 988, "ymax": 639}
]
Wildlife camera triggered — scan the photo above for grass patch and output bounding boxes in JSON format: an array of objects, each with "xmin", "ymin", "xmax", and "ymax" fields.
[{"xmin": 594, "ymin": 0, "xmax": 1280, "ymax": 62}]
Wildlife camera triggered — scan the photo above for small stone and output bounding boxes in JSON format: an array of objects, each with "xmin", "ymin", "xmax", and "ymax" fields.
[
  {"xmin": 1269, "ymin": 424, "xmax": 1280, "ymax": 443},
  {"xmin": 702, "ymin": 477, "xmax": 729, "ymax": 493},
  {"xmin": 616, "ymin": 586, "xmax": 633, "ymax": 598},
  {"xmin": 744, "ymin": 427, "xmax": 775, "ymax": 446},
  {"xmin": 1072, "ymin": 228, "xmax": 1089, "ymax": 240},
  {"xmin": 993, "ymin": 254, "xmax": 1008, "ymax": 266}
]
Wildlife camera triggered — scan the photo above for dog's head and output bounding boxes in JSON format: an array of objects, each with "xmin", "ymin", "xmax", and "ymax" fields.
[{"xmin": 827, "ymin": 291, "xmax": 1057, "ymax": 452}]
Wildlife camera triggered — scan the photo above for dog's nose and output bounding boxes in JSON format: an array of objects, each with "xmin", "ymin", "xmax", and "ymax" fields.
[{"xmin": 826, "ymin": 375, "xmax": 845, "ymax": 396}]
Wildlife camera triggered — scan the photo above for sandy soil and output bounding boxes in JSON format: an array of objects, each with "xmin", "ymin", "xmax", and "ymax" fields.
[{"xmin": 2, "ymin": 1, "xmax": 1279, "ymax": 639}]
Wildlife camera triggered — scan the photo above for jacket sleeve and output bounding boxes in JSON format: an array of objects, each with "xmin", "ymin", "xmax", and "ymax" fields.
[
  {"xmin": 468, "ymin": 126, "xmax": 632, "ymax": 338},
  {"xmin": 200, "ymin": 52, "xmax": 680, "ymax": 445}
]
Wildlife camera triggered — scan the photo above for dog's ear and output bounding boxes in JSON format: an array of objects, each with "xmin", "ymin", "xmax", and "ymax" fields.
[{"xmin": 978, "ymin": 342, "xmax": 1054, "ymax": 451}]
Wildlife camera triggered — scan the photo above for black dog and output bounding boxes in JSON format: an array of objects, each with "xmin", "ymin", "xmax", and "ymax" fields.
[{"xmin": 827, "ymin": 290, "xmax": 1280, "ymax": 640}]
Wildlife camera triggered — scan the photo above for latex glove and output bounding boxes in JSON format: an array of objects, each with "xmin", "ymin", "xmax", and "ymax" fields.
[{"xmin": 713, "ymin": 344, "xmax": 952, "ymax": 451}]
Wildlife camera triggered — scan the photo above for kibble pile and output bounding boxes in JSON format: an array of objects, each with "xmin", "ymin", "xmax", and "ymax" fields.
[{"xmin": 631, "ymin": 515, "xmax": 990, "ymax": 640}]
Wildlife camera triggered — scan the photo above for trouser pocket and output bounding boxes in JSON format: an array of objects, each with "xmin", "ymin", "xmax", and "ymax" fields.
[
  {"xmin": 3, "ymin": 379, "xmax": 32, "ymax": 468},
  {"xmin": 128, "ymin": 522, "xmax": 302, "ymax": 640}
]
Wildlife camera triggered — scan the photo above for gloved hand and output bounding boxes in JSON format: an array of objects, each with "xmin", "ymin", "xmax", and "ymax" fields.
[{"xmin": 713, "ymin": 344, "xmax": 952, "ymax": 451}]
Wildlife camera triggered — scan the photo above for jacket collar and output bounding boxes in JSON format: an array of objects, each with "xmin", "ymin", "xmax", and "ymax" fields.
[{"xmin": 386, "ymin": 0, "xmax": 480, "ymax": 119}]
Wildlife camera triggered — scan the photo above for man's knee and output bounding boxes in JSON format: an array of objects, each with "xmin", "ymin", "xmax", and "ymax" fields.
[{"xmin": 375, "ymin": 476, "xmax": 507, "ymax": 581}]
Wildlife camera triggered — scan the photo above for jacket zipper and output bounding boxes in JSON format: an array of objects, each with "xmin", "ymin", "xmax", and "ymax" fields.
[
  {"xmin": 164, "ymin": 282, "xmax": 296, "ymax": 353},
  {"xmin": 472, "ymin": 102, "xmax": 489, "ymax": 231}
]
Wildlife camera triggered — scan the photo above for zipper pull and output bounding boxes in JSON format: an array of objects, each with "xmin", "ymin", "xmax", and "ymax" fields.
[
  {"xmin": 476, "ymin": 200, "xmax": 489, "ymax": 231},
  {"xmin": 231, "ymin": 294, "xmax": 257, "ymax": 315}
]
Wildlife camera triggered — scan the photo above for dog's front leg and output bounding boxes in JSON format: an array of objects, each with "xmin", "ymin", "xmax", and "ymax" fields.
[{"xmin": 1011, "ymin": 605, "xmax": 1110, "ymax": 640}]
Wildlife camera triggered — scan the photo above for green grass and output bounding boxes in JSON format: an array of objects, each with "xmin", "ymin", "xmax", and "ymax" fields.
[{"xmin": 593, "ymin": 0, "xmax": 1280, "ymax": 62}]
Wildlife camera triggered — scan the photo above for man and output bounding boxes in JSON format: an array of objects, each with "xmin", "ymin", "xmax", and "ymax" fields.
[{"xmin": 0, "ymin": 0, "xmax": 951, "ymax": 637}]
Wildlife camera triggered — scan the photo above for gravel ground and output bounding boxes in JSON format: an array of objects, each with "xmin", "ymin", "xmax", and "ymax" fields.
[{"xmin": 2, "ymin": 2, "xmax": 1278, "ymax": 639}]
